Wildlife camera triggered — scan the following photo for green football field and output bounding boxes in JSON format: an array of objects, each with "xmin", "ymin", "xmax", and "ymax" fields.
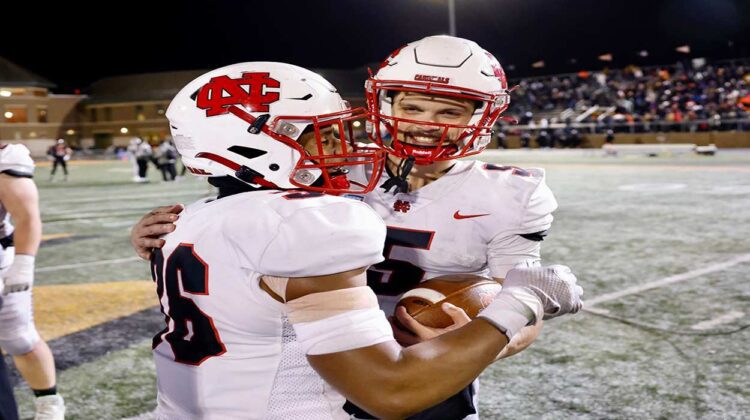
[{"xmin": 11, "ymin": 150, "xmax": 750, "ymax": 419}]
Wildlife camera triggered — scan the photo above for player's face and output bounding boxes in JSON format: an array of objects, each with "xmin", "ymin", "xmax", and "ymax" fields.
[
  {"xmin": 297, "ymin": 126, "xmax": 349, "ymax": 166},
  {"xmin": 391, "ymin": 92, "xmax": 475, "ymax": 147}
]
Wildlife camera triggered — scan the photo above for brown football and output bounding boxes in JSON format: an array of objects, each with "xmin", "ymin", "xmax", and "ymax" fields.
[{"xmin": 396, "ymin": 274, "xmax": 503, "ymax": 328}]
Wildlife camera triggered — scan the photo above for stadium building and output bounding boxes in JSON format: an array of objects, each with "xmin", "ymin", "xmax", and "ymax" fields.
[{"xmin": 2, "ymin": 54, "xmax": 750, "ymax": 156}]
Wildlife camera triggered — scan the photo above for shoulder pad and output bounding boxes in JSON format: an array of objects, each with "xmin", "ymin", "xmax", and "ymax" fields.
[
  {"xmin": 260, "ymin": 195, "xmax": 386, "ymax": 277},
  {"xmin": 0, "ymin": 144, "xmax": 35, "ymax": 177},
  {"xmin": 475, "ymin": 161, "xmax": 557, "ymax": 233}
]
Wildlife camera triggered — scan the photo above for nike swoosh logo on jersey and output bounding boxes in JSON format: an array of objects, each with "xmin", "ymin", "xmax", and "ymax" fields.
[{"xmin": 453, "ymin": 211, "xmax": 490, "ymax": 220}]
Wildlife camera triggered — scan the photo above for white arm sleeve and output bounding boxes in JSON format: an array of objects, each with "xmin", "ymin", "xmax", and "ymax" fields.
[{"xmin": 488, "ymin": 235, "xmax": 542, "ymax": 279}]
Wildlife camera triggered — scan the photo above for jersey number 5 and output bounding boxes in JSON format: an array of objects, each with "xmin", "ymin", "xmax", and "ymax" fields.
[
  {"xmin": 151, "ymin": 244, "xmax": 226, "ymax": 365},
  {"xmin": 367, "ymin": 226, "xmax": 435, "ymax": 296}
]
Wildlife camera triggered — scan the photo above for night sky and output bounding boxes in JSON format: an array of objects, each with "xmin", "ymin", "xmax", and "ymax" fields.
[{"xmin": 3, "ymin": 0, "xmax": 750, "ymax": 92}]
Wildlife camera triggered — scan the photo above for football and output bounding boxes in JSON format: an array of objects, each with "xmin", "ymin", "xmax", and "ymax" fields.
[{"xmin": 396, "ymin": 274, "xmax": 503, "ymax": 328}]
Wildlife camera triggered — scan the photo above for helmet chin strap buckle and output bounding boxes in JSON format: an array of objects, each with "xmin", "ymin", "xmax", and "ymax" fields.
[
  {"xmin": 380, "ymin": 156, "xmax": 415, "ymax": 194},
  {"xmin": 235, "ymin": 165, "xmax": 266, "ymax": 185}
]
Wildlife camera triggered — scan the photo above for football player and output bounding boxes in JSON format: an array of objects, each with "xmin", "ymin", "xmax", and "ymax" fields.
[
  {"xmin": 0, "ymin": 143, "xmax": 65, "ymax": 420},
  {"xmin": 133, "ymin": 36, "xmax": 559, "ymax": 419},
  {"xmin": 345, "ymin": 34, "xmax": 557, "ymax": 419},
  {"xmin": 137, "ymin": 61, "xmax": 582, "ymax": 419}
]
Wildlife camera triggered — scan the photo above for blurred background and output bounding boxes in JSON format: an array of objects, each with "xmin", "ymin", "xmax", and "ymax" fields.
[{"xmin": 2, "ymin": 0, "xmax": 750, "ymax": 155}]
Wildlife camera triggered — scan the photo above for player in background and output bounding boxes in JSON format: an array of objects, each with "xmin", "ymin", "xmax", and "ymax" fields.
[
  {"xmin": 132, "ymin": 36, "xmax": 560, "ymax": 419},
  {"xmin": 138, "ymin": 61, "xmax": 583, "ymax": 419},
  {"xmin": 0, "ymin": 143, "xmax": 65, "ymax": 420},
  {"xmin": 47, "ymin": 139, "xmax": 71, "ymax": 182}
]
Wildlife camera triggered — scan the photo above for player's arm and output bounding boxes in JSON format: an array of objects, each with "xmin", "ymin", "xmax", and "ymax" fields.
[
  {"xmin": 284, "ymin": 265, "xmax": 582, "ymax": 419},
  {"xmin": 487, "ymin": 281, "xmax": 543, "ymax": 360},
  {"xmin": 0, "ymin": 174, "xmax": 41, "ymax": 294},
  {"xmin": 484, "ymin": 173, "xmax": 558, "ymax": 359},
  {"xmin": 0, "ymin": 175, "xmax": 40, "ymax": 255},
  {"xmin": 391, "ymin": 274, "xmax": 542, "ymax": 360},
  {"xmin": 130, "ymin": 204, "xmax": 184, "ymax": 259}
]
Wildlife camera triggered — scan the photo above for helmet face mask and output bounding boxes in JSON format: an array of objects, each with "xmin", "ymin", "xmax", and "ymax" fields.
[
  {"xmin": 271, "ymin": 108, "xmax": 385, "ymax": 193},
  {"xmin": 167, "ymin": 62, "xmax": 385, "ymax": 195},
  {"xmin": 365, "ymin": 36, "xmax": 511, "ymax": 165}
]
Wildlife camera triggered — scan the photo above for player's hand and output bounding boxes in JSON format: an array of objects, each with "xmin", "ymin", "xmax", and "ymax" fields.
[
  {"xmin": 130, "ymin": 204, "xmax": 184, "ymax": 259},
  {"xmin": 479, "ymin": 265, "xmax": 582, "ymax": 340},
  {"xmin": 394, "ymin": 303, "xmax": 471, "ymax": 343},
  {"xmin": 2, "ymin": 255, "xmax": 34, "ymax": 295},
  {"xmin": 388, "ymin": 316, "xmax": 421, "ymax": 347},
  {"xmin": 503, "ymin": 265, "xmax": 583, "ymax": 320}
]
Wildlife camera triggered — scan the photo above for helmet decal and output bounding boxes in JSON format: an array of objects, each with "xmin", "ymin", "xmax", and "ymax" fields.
[{"xmin": 196, "ymin": 72, "xmax": 281, "ymax": 117}]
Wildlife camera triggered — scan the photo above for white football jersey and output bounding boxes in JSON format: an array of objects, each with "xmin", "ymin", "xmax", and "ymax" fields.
[
  {"xmin": 348, "ymin": 159, "xmax": 557, "ymax": 315},
  {"xmin": 0, "ymin": 144, "xmax": 35, "ymax": 267},
  {"xmin": 152, "ymin": 189, "xmax": 385, "ymax": 420}
]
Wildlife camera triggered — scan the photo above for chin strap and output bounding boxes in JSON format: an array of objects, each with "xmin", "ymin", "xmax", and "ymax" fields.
[{"xmin": 380, "ymin": 156, "xmax": 415, "ymax": 194}]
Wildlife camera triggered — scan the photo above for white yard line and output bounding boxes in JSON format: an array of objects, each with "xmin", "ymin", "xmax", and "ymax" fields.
[
  {"xmin": 36, "ymin": 256, "xmax": 142, "ymax": 272},
  {"xmin": 585, "ymin": 253, "xmax": 750, "ymax": 308},
  {"xmin": 690, "ymin": 311, "xmax": 745, "ymax": 331}
]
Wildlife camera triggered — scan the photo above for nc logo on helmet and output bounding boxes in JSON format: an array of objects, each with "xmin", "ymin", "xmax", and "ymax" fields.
[{"xmin": 196, "ymin": 72, "xmax": 281, "ymax": 117}]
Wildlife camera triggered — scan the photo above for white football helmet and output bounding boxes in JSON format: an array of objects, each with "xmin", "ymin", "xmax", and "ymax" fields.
[
  {"xmin": 167, "ymin": 62, "xmax": 385, "ymax": 194},
  {"xmin": 365, "ymin": 35, "xmax": 510, "ymax": 164}
]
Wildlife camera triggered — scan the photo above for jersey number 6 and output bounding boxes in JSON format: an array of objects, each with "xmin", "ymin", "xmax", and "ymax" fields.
[{"xmin": 151, "ymin": 244, "xmax": 226, "ymax": 365}]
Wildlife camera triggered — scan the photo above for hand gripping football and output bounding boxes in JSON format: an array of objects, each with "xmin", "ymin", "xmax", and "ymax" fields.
[{"xmin": 396, "ymin": 274, "xmax": 503, "ymax": 328}]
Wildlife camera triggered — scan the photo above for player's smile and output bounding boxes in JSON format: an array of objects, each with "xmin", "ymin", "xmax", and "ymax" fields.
[
  {"xmin": 391, "ymin": 92, "xmax": 475, "ymax": 148},
  {"xmin": 402, "ymin": 132, "xmax": 445, "ymax": 147}
]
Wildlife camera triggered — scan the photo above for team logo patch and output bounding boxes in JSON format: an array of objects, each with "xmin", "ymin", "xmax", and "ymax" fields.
[
  {"xmin": 393, "ymin": 200, "xmax": 411, "ymax": 213},
  {"xmin": 196, "ymin": 72, "xmax": 281, "ymax": 117},
  {"xmin": 453, "ymin": 211, "xmax": 490, "ymax": 220}
]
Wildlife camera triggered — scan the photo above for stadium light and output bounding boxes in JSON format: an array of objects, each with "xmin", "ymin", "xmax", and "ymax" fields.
[
  {"xmin": 448, "ymin": 0, "xmax": 456, "ymax": 36},
  {"xmin": 0, "ymin": 90, "xmax": 11, "ymax": 97},
  {"xmin": 424, "ymin": 0, "xmax": 456, "ymax": 36},
  {"xmin": 120, "ymin": 127, "xmax": 129, "ymax": 134},
  {"xmin": 3, "ymin": 111, "xmax": 13, "ymax": 119}
]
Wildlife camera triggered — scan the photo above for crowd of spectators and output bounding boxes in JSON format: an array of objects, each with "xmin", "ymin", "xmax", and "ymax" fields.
[{"xmin": 507, "ymin": 58, "xmax": 750, "ymax": 133}]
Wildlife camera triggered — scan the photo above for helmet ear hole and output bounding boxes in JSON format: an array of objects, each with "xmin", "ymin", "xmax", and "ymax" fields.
[{"xmin": 227, "ymin": 145, "xmax": 268, "ymax": 160}]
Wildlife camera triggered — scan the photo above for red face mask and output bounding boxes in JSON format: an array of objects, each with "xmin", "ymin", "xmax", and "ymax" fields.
[{"xmin": 365, "ymin": 81, "xmax": 509, "ymax": 165}]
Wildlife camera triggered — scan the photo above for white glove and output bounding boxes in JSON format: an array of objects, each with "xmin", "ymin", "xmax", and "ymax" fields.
[
  {"xmin": 3, "ymin": 254, "xmax": 34, "ymax": 295},
  {"xmin": 478, "ymin": 265, "xmax": 583, "ymax": 339},
  {"xmin": 504, "ymin": 265, "xmax": 583, "ymax": 320}
]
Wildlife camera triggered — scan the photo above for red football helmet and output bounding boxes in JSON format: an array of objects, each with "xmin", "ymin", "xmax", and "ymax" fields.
[{"xmin": 366, "ymin": 36, "xmax": 510, "ymax": 165}]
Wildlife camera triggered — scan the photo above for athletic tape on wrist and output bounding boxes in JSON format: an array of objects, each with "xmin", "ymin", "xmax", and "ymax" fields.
[{"xmin": 478, "ymin": 289, "xmax": 540, "ymax": 340}]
